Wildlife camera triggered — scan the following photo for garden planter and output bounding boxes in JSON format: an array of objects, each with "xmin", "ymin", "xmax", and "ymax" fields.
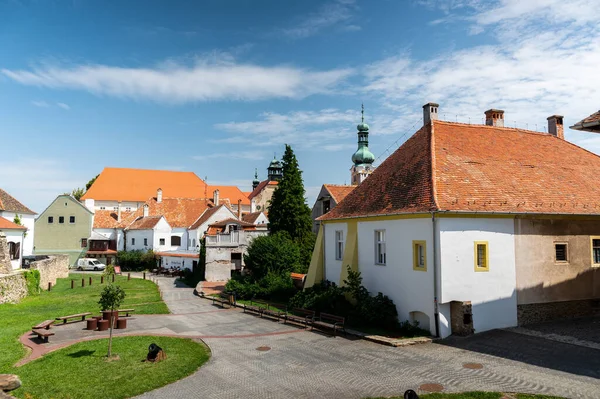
[
  {"xmin": 116, "ymin": 319, "xmax": 127, "ymax": 329},
  {"xmin": 97, "ymin": 320, "xmax": 109, "ymax": 331},
  {"xmin": 102, "ymin": 310, "xmax": 119, "ymax": 321},
  {"xmin": 86, "ymin": 319, "xmax": 98, "ymax": 330}
]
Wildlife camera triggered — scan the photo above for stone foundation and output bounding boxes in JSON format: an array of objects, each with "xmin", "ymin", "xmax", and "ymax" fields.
[
  {"xmin": 30, "ymin": 254, "xmax": 69, "ymax": 289},
  {"xmin": 0, "ymin": 233, "xmax": 12, "ymax": 275},
  {"xmin": 518, "ymin": 299, "xmax": 600, "ymax": 325},
  {"xmin": 0, "ymin": 274, "xmax": 27, "ymax": 304},
  {"xmin": 450, "ymin": 301, "xmax": 474, "ymax": 336}
]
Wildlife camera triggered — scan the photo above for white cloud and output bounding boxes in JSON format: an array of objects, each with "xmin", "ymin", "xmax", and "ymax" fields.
[
  {"xmin": 56, "ymin": 102, "xmax": 70, "ymax": 110},
  {"xmin": 191, "ymin": 152, "xmax": 265, "ymax": 161},
  {"xmin": 31, "ymin": 100, "xmax": 49, "ymax": 107},
  {"xmin": 2, "ymin": 58, "xmax": 353, "ymax": 103},
  {"xmin": 282, "ymin": 0, "xmax": 358, "ymax": 38}
]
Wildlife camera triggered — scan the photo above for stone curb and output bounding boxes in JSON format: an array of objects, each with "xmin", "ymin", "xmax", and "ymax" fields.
[{"xmin": 345, "ymin": 328, "xmax": 433, "ymax": 347}]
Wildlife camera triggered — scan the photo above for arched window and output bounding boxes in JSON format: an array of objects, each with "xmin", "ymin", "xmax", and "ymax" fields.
[{"xmin": 8, "ymin": 242, "xmax": 20, "ymax": 260}]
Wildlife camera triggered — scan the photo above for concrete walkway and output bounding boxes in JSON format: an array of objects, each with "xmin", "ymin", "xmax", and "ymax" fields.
[{"xmin": 20, "ymin": 278, "xmax": 600, "ymax": 398}]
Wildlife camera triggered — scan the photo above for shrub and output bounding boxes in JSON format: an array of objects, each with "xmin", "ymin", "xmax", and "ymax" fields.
[
  {"xmin": 243, "ymin": 232, "xmax": 302, "ymax": 280},
  {"xmin": 117, "ymin": 250, "xmax": 157, "ymax": 271},
  {"xmin": 103, "ymin": 264, "xmax": 115, "ymax": 276},
  {"xmin": 23, "ymin": 270, "xmax": 41, "ymax": 295}
]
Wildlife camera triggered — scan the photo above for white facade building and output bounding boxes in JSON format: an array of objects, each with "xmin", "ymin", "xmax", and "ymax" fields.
[{"xmin": 0, "ymin": 188, "xmax": 36, "ymax": 256}]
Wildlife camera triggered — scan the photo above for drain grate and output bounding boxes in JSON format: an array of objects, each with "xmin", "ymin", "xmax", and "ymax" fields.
[
  {"xmin": 463, "ymin": 362, "xmax": 483, "ymax": 369},
  {"xmin": 419, "ymin": 383, "xmax": 444, "ymax": 392},
  {"xmin": 256, "ymin": 346, "xmax": 271, "ymax": 352}
]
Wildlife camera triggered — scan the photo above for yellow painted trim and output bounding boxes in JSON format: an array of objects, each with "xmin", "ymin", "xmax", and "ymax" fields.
[
  {"xmin": 412, "ymin": 240, "xmax": 427, "ymax": 272},
  {"xmin": 304, "ymin": 224, "xmax": 325, "ymax": 289},
  {"xmin": 474, "ymin": 241, "xmax": 490, "ymax": 272},
  {"xmin": 339, "ymin": 220, "xmax": 358, "ymax": 287},
  {"xmin": 590, "ymin": 236, "xmax": 600, "ymax": 267}
]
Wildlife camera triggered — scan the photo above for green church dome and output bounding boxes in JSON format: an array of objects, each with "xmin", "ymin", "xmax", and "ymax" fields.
[
  {"xmin": 352, "ymin": 146, "xmax": 375, "ymax": 165},
  {"xmin": 357, "ymin": 122, "xmax": 370, "ymax": 132}
]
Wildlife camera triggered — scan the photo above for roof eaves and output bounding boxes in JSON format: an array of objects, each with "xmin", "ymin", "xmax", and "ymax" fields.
[{"xmin": 430, "ymin": 122, "xmax": 441, "ymax": 211}]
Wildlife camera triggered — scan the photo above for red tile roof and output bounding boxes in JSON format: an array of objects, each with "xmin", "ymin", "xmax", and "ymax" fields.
[
  {"xmin": 127, "ymin": 216, "xmax": 163, "ymax": 230},
  {"xmin": 248, "ymin": 180, "xmax": 278, "ymax": 200},
  {"xmin": 93, "ymin": 210, "xmax": 136, "ymax": 229},
  {"xmin": 209, "ymin": 186, "xmax": 251, "ymax": 205},
  {"xmin": 242, "ymin": 212, "xmax": 262, "ymax": 224},
  {"xmin": 0, "ymin": 188, "xmax": 35, "ymax": 214},
  {"xmin": 322, "ymin": 120, "xmax": 600, "ymax": 220},
  {"xmin": 571, "ymin": 110, "xmax": 600, "ymax": 132},
  {"xmin": 0, "ymin": 216, "xmax": 27, "ymax": 230},
  {"xmin": 155, "ymin": 252, "xmax": 198, "ymax": 259},
  {"xmin": 81, "ymin": 167, "xmax": 207, "ymax": 201},
  {"xmin": 209, "ymin": 218, "xmax": 255, "ymax": 228},
  {"xmin": 130, "ymin": 198, "xmax": 211, "ymax": 228},
  {"xmin": 189, "ymin": 205, "xmax": 227, "ymax": 230},
  {"xmin": 323, "ymin": 184, "xmax": 355, "ymax": 204}
]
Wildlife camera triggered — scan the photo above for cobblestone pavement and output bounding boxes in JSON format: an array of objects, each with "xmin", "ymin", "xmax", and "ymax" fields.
[{"xmin": 131, "ymin": 278, "xmax": 600, "ymax": 399}]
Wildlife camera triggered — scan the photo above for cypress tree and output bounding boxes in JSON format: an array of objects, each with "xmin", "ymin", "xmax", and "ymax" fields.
[{"xmin": 268, "ymin": 145, "xmax": 313, "ymax": 241}]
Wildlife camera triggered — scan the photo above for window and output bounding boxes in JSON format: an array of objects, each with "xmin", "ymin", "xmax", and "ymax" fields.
[
  {"xmin": 375, "ymin": 230, "xmax": 386, "ymax": 265},
  {"xmin": 171, "ymin": 236, "xmax": 181, "ymax": 246},
  {"xmin": 8, "ymin": 242, "xmax": 20, "ymax": 260},
  {"xmin": 131, "ymin": 238, "xmax": 135, "ymax": 245},
  {"xmin": 555, "ymin": 243, "xmax": 568, "ymax": 262},
  {"xmin": 81, "ymin": 238, "xmax": 88, "ymax": 248},
  {"xmin": 48, "ymin": 216, "xmax": 54, "ymax": 224},
  {"xmin": 113, "ymin": 207, "xmax": 118, "ymax": 211},
  {"xmin": 335, "ymin": 231, "xmax": 344, "ymax": 260},
  {"xmin": 413, "ymin": 241, "xmax": 427, "ymax": 271},
  {"xmin": 591, "ymin": 237, "xmax": 600, "ymax": 266},
  {"xmin": 125, "ymin": 207, "xmax": 131, "ymax": 212},
  {"xmin": 69, "ymin": 216, "xmax": 75, "ymax": 224},
  {"xmin": 159, "ymin": 238, "xmax": 165, "ymax": 245},
  {"xmin": 474, "ymin": 241, "xmax": 489, "ymax": 272},
  {"xmin": 188, "ymin": 239, "xmax": 191, "ymax": 247},
  {"xmin": 59, "ymin": 216, "xmax": 65, "ymax": 224},
  {"xmin": 192, "ymin": 238, "xmax": 196, "ymax": 247},
  {"xmin": 323, "ymin": 200, "xmax": 331, "ymax": 214},
  {"xmin": 99, "ymin": 206, "xmax": 106, "ymax": 210},
  {"xmin": 144, "ymin": 238, "xmax": 148, "ymax": 246}
]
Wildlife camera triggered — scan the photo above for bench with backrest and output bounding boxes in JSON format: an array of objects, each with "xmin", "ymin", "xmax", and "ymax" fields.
[
  {"xmin": 212, "ymin": 292, "xmax": 234, "ymax": 308},
  {"xmin": 118, "ymin": 309, "xmax": 135, "ymax": 317},
  {"xmin": 32, "ymin": 320, "xmax": 55, "ymax": 330},
  {"xmin": 243, "ymin": 298, "xmax": 267, "ymax": 316},
  {"xmin": 31, "ymin": 329, "xmax": 55, "ymax": 343},
  {"xmin": 283, "ymin": 308, "xmax": 315, "ymax": 328},
  {"xmin": 262, "ymin": 302, "xmax": 288, "ymax": 321},
  {"xmin": 55, "ymin": 312, "xmax": 92, "ymax": 324},
  {"xmin": 313, "ymin": 312, "xmax": 346, "ymax": 336}
]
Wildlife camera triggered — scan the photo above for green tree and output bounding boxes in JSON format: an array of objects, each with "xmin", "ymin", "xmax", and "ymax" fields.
[
  {"xmin": 243, "ymin": 232, "xmax": 302, "ymax": 280},
  {"xmin": 268, "ymin": 145, "xmax": 313, "ymax": 240},
  {"xmin": 13, "ymin": 214, "xmax": 27, "ymax": 238},
  {"xmin": 71, "ymin": 187, "xmax": 85, "ymax": 200},
  {"xmin": 98, "ymin": 284, "xmax": 126, "ymax": 357},
  {"xmin": 86, "ymin": 174, "xmax": 100, "ymax": 191}
]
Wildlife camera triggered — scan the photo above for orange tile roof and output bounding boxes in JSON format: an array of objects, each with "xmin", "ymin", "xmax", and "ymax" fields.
[
  {"xmin": 93, "ymin": 210, "xmax": 137, "ymax": 229},
  {"xmin": 242, "ymin": 212, "xmax": 262, "ymax": 224},
  {"xmin": 571, "ymin": 110, "xmax": 600, "ymax": 132},
  {"xmin": 189, "ymin": 205, "xmax": 228, "ymax": 230},
  {"xmin": 81, "ymin": 167, "xmax": 207, "ymax": 202},
  {"xmin": 0, "ymin": 188, "xmax": 35, "ymax": 214},
  {"xmin": 248, "ymin": 180, "xmax": 278, "ymax": 200},
  {"xmin": 128, "ymin": 198, "xmax": 211, "ymax": 228},
  {"xmin": 127, "ymin": 216, "xmax": 163, "ymax": 230},
  {"xmin": 155, "ymin": 252, "xmax": 198, "ymax": 259},
  {"xmin": 323, "ymin": 120, "xmax": 600, "ymax": 220},
  {"xmin": 0, "ymin": 216, "xmax": 27, "ymax": 230},
  {"xmin": 209, "ymin": 185, "xmax": 251, "ymax": 205},
  {"xmin": 323, "ymin": 184, "xmax": 355, "ymax": 204}
]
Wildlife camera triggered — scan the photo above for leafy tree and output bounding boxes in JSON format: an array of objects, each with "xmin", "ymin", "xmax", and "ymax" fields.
[
  {"xmin": 86, "ymin": 174, "xmax": 100, "ymax": 191},
  {"xmin": 268, "ymin": 145, "xmax": 312, "ymax": 241},
  {"xmin": 71, "ymin": 187, "xmax": 85, "ymax": 200},
  {"xmin": 243, "ymin": 232, "xmax": 302, "ymax": 280},
  {"xmin": 98, "ymin": 284, "xmax": 126, "ymax": 357},
  {"xmin": 13, "ymin": 214, "xmax": 27, "ymax": 238}
]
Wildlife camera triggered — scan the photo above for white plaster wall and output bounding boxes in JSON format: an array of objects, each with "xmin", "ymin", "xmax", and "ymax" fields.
[
  {"xmin": 323, "ymin": 222, "xmax": 347, "ymax": 283},
  {"xmin": 205, "ymin": 247, "xmax": 233, "ymax": 281},
  {"xmin": 162, "ymin": 256, "xmax": 193, "ymax": 270},
  {"xmin": 356, "ymin": 218, "xmax": 436, "ymax": 335},
  {"xmin": 127, "ymin": 230, "xmax": 154, "ymax": 251},
  {"xmin": 0, "ymin": 212, "xmax": 35, "ymax": 256},
  {"xmin": 153, "ymin": 218, "xmax": 171, "ymax": 251},
  {"xmin": 94, "ymin": 200, "xmax": 141, "ymax": 211},
  {"xmin": 3, "ymin": 230, "xmax": 24, "ymax": 270},
  {"xmin": 252, "ymin": 213, "xmax": 269, "ymax": 226},
  {"xmin": 438, "ymin": 217, "xmax": 517, "ymax": 335},
  {"xmin": 93, "ymin": 228, "xmax": 125, "ymax": 251},
  {"xmin": 170, "ymin": 227, "xmax": 187, "ymax": 251}
]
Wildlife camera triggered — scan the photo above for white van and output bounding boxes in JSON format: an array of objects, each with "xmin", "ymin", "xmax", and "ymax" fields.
[{"xmin": 76, "ymin": 258, "xmax": 106, "ymax": 271}]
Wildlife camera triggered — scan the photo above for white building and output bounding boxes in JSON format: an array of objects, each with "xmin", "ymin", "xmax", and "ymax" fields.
[
  {"xmin": 0, "ymin": 188, "xmax": 36, "ymax": 256},
  {"xmin": 0, "ymin": 219, "xmax": 26, "ymax": 270}
]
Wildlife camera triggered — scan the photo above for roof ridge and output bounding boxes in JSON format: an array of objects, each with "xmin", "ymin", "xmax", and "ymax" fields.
[{"xmin": 433, "ymin": 119, "xmax": 550, "ymax": 136}]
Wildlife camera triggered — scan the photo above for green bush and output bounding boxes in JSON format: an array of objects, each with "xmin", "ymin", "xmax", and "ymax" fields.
[
  {"xmin": 225, "ymin": 272, "xmax": 295, "ymax": 301},
  {"xmin": 289, "ymin": 280, "xmax": 349, "ymax": 315},
  {"xmin": 103, "ymin": 264, "xmax": 115, "ymax": 276},
  {"xmin": 117, "ymin": 250, "xmax": 157, "ymax": 271},
  {"xmin": 243, "ymin": 232, "xmax": 303, "ymax": 280},
  {"xmin": 23, "ymin": 270, "xmax": 41, "ymax": 295}
]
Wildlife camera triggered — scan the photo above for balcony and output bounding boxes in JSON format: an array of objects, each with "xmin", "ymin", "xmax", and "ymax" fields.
[{"xmin": 205, "ymin": 230, "xmax": 267, "ymax": 247}]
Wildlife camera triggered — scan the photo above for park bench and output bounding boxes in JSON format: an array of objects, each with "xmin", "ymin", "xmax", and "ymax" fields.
[
  {"xmin": 32, "ymin": 320, "xmax": 55, "ymax": 330},
  {"xmin": 313, "ymin": 313, "xmax": 346, "ymax": 337},
  {"xmin": 262, "ymin": 302, "xmax": 288, "ymax": 321},
  {"xmin": 283, "ymin": 308, "xmax": 315, "ymax": 328},
  {"xmin": 31, "ymin": 329, "xmax": 55, "ymax": 343},
  {"xmin": 212, "ymin": 292, "xmax": 234, "ymax": 308},
  {"xmin": 55, "ymin": 312, "xmax": 92, "ymax": 324},
  {"xmin": 243, "ymin": 299, "xmax": 266, "ymax": 316},
  {"xmin": 118, "ymin": 309, "xmax": 135, "ymax": 317}
]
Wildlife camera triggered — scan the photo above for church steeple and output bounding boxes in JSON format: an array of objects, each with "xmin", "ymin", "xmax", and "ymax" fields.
[
  {"xmin": 350, "ymin": 104, "xmax": 375, "ymax": 185},
  {"xmin": 252, "ymin": 168, "xmax": 260, "ymax": 190},
  {"xmin": 267, "ymin": 154, "xmax": 283, "ymax": 182}
]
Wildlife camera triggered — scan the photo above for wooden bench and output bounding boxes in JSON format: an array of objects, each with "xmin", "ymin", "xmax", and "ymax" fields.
[
  {"xmin": 243, "ymin": 299, "xmax": 266, "ymax": 316},
  {"xmin": 212, "ymin": 292, "xmax": 234, "ymax": 308},
  {"xmin": 313, "ymin": 313, "xmax": 346, "ymax": 336},
  {"xmin": 283, "ymin": 308, "xmax": 315, "ymax": 328},
  {"xmin": 31, "ymin": 329, "xmax": 55, "ymax": 343},
  {"xmin": 55, "ymin": 312, "xmax": 92, "ymax": 324},
  {"xmin": 262, "ymin": 302, "xmax": 288, "ymax": 321},
  {"xmin": 32, "ymin": 320, "xmax": 55, "ymax": 330},
  {"xmin": 118, "ymin": 309, "xmax": 135, "ymax": 317}
]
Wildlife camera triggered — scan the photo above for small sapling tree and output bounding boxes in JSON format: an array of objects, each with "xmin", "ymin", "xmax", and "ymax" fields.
[{"xmin": 98, "ymin": 284, "xmax": 126, "ymax": 357}]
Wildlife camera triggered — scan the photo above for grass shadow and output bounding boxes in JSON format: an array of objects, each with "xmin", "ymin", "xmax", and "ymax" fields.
[{"xmin": 67, "ymin": 349, "xmax": 96, "ymax": 358}]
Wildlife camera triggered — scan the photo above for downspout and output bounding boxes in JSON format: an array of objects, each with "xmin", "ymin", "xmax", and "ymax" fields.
[{"xmin": 432, "ymin": 211, "xmax": 440, "ymax": 338}]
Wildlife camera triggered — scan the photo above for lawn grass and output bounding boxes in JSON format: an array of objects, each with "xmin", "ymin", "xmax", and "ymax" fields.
[
  {"xmin": 11, "ymin": 336, "xmax": 209, "ymax": 399},
  {"xmin": 0, "ymin": 273, "xmax": 169, "ymax": 372}
]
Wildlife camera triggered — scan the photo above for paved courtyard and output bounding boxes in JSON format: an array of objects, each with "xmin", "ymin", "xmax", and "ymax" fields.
[{"xmin": 22, "ymin": 277, "xmax": 600, "ymax": 398}]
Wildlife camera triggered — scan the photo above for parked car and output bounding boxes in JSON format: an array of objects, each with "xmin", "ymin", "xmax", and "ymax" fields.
[{"xmin": 75, "ymin": 258, "xmax": 106, "ymax": 271}]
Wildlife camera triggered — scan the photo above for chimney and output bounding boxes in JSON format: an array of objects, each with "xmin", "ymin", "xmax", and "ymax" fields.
[
  {"xmin": 143, "ymin": 204, "xmax": 149, "ymax": 218},
  {"xmin": 485, "ymin": 109, "xmax": 504, "ymax": 127},
  {"xmin": 547, "ymin": 115, "xmax": 564, "ymax": 139},
  {"xmin": 157, "ymin": 188, "xmax": 163, "ymax": 203},
  {"xmin": 213, "ymin": 189, "xmax": 220, "ymax": 205},
  {"xmin": 237, "ymin": 199, "xmax": 242, "ymax": 220},
  {"xmin": 423, "ymin": 102, "xmax": 439, "ymax": 125},
  {"xmin": 117, "ymin": 201, "xmax": 122, "ymax": 222}
]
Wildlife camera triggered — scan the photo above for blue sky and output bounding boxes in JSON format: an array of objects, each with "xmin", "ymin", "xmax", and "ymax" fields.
[{"xmin": 1, "ymin": 0, "xmax": 600, "ymax": 213}]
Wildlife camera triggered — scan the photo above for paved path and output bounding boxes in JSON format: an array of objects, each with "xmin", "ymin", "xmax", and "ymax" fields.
[{"xmin": 20, "ymin": 278, "xmax": 600, "ymax": 398}]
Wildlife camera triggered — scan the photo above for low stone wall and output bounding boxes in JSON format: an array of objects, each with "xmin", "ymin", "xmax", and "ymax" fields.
[
  {"xmin": 518, "ymin": 299, "xmax": 600, "ymax": 325},
  {"xmin": 30, "ymin": 254, "xmax": 69, "ymax": 289},
  {"xmin": 0, "ymin": 273, "xmax": 27, "ymax": 304}
]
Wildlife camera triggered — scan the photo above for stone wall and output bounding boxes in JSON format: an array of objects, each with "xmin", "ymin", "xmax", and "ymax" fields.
[
  {"xmin": 518, "ymin": 299, "xmax": 600, "ymax": 325},
  {"xmin": 30, "ymin": 254, "xmax": 69, "ymax": 289},
  {"xmin": 0, "ymin": 274, "xmax": 27, "ymax": 304},
  {"xmin": 450, "ymin": 301, "xmax": 474, "ymax": 336},
  {"xmin": 0, "ymin": 233, "xmax": 12, "ymax": 275}
]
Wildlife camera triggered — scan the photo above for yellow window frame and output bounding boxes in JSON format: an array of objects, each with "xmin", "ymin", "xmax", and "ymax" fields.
[
  {"xmin": 412, "ymin": 240, "xmax": 427, "ymax": 272},
  {"xmin": 474, "ymin": 241, "xmax": 489, "ymax": 272},
  {"xmin": 590, "ymin": 236, "xmax": 600, "ymax": 267}
]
